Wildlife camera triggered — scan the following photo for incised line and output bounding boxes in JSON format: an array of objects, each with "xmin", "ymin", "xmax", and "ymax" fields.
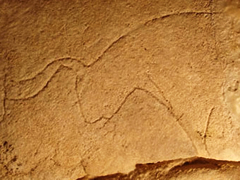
[
  {"xmin": 7, "ymin": 65, "xmax": 75, "ymax": 101},
  {"xmin": 14, "ymin": 10, "xmax": 221, "ymax": 82},
  {"xmin": 6, "ymin": 9, "xmax": 223, "ymax": 102},
  {"xmin": 146, "ymin": 74, "xmax": 173, "ymax": 111},
  {"xmin": 1, "ymin": 65, "xmax": 7, "ymax": 124},
  {"xmin": 203, "ymin": 107, "xmax": 215, "ymax": 155},
  {"xmin": 16, "ymin": 57, "xmax": 84, "ymax": 82},
  {"xmin": 3, "ymin": 10, "xmax": 221, "ymax": 153},
  {"xmin": 78, "ymin": 84, "xmax": 198, "ymax": 154},
  {"xmin": 146, "ymin": 74, "xmax": 198, "ymax": 154},
  {"xmin": 79, "ymin": 87, "xmax": 170, "ymax": 125}
]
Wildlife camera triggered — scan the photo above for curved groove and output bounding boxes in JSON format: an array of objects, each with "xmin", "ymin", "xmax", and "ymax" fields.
[
  {"xmin": 85, "ymin": 88, "xmax": 164, "ymax": 123},
  {"xmin": 80, "ymin": 87, "xmax": 167, "ymax": 124},
  {"xmin": 3, "ymin": 9, "xmax": 219, "ymax": 144},
  {"xmin": 78, "ymin": 85, "xmax": 197, "ymax": 154},
  {"xmin": 75, "ymin": 74, "xmax": 88, "ymax": 127},
  {"xmin": 6, "ymin": 57, "xmax": 86, "ymax": 100},
  {"xmin": 11, "ymin": 11, "xmax": 221, "ymax": 83},
  {"xmin": 17, "ymin": 57, "xmax": 85, "ymax": 82},
  {"xmin": 80, "ymin": 11, "xmax": 222, "ymax": 67},
  {"xmin": 7, "ymin": 65, "xmax": 74, "ymax": 101}
]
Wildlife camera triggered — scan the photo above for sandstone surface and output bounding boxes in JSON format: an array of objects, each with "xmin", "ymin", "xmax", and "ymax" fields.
[{"xmin": 1, "ymin": 0, "xmax": 240, "ymax": 179}]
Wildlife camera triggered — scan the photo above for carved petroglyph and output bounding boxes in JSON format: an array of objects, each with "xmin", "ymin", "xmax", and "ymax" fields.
[
  {"xmin": 3, "ymin": 11, "xmax": 219, "ymax": 158},
  {"xmin": 1, "ymin": 2, "xmax": 233, "ymax": 178}
]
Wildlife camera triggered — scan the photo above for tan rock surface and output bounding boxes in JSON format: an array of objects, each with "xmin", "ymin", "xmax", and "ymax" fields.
[
  {"xmin": 83, "ymin": 157, "xmax": 240, "ymax": 180},
  {"xmin": 1, "ymin": 0, "xmax": 240, "ymax": 179}
]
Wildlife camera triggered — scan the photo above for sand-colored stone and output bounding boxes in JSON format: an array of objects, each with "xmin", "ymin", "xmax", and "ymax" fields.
[
  {"xmin": 1, "ymin": 0, "xmax": 240, "ymax": 179},
  {"xmin": 83, "ymin": 157, "xmax": 240, "ymax": 180}
]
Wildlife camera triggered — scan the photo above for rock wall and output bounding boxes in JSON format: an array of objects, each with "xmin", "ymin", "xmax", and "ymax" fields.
[{"xmin": 1, "ymin": 0, "xmax": 240, "ymax": 179}]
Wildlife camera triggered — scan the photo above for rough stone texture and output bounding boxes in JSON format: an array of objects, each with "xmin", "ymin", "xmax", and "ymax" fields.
[
  {"xmin": 83, "ymin": 157, "xmax": 240, "ymax": 180},
  {"xmin": 1, "ymin": 0, "xmax": 240, "ymax": 179}
]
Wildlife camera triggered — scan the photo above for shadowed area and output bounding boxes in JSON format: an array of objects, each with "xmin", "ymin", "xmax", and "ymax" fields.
[{"xmin": 78, "ymin": 157, "xmax": 240, "ymax": 180}]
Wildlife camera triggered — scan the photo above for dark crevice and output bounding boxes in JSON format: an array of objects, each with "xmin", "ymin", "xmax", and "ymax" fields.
[{"xmin": 77, "ymin": 157, "xmax": 240, "ymax": 180}]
